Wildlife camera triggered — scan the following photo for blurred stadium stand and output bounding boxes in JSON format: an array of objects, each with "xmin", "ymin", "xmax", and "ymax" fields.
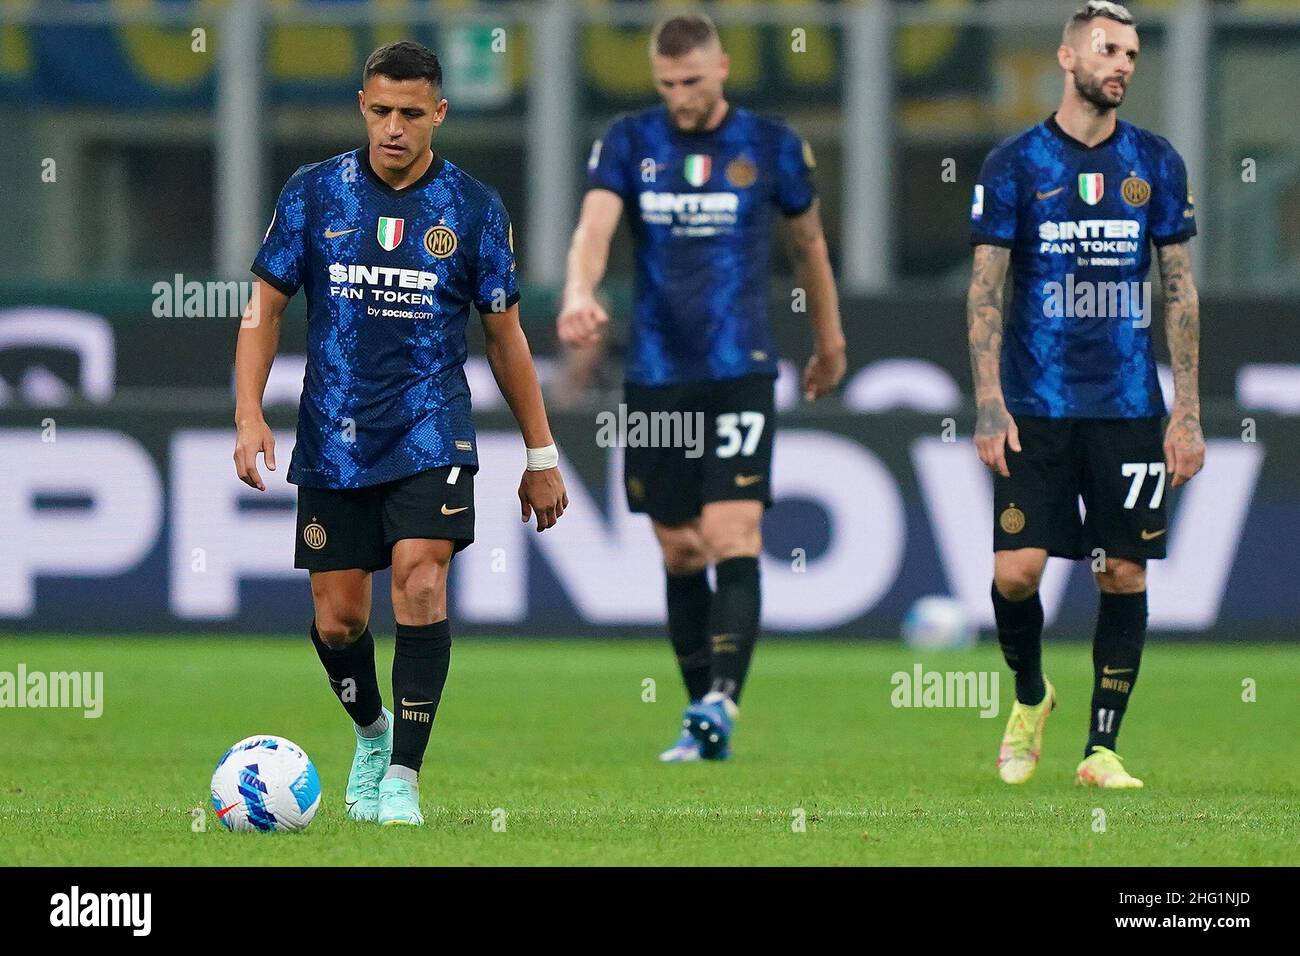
[{"xmin": 2, "ymin": 0, "xmax": 1299, "ymax": 291}]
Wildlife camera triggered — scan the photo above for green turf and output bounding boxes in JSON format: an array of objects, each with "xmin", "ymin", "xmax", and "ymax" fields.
[{"xmin": 0, "ymin": 636, "xmax": 1295, "ymax": 866}]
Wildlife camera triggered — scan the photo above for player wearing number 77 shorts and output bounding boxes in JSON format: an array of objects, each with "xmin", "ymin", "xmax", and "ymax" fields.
[
  {"xmin": 557, "ymin": 12, "xmax": 846, "ymax": 762},
  {"xmin": 966, "ymin": 2, "xmax": 1205, "ymax": 789}
]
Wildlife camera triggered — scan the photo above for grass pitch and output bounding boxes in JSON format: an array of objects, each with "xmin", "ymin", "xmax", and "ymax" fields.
[{"xmin": 1, "ymin": 636, "xmax": 1295, "ymax": 866}]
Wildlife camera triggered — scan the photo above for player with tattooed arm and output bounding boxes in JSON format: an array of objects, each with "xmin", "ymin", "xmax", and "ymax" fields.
[{"xmin": 966, "ymin": 2, "xmax": 1203, "ymax": 788}]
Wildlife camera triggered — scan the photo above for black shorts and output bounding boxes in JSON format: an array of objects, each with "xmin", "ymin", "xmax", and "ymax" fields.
[
  {"xmin": 622, "ymin": 374, "xmax": 776, "ymax": 526},
  {"xmin": 994, "ymin": 416, "xmax": 1168, "ymax": 561},
  {"xmin": 294, "ymin": 465, "xmax": 475, "ymax": 572}
]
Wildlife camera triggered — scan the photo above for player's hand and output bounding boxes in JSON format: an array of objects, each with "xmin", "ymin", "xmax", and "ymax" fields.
[
  {"xmin": 802, "ymin": 345, "xmax": 847, "ymax": 401},
  {"xmin": 519, "ymin": 467, "xmax": 568, "ymax": 532},
  {"xmin": 1163, "ymin": 405, "xmax": 1205, "ymax": 488},
  {"xmin": 556, "ymin": 295, "xmax": 609, "ymax": 348},
  {"xmin": 233, "ymin": 418, "xmax": 277, "ymax": 491},
  {"xmin": 974, "ymin": 399, "xmax": 1020, "ymax": 479}
]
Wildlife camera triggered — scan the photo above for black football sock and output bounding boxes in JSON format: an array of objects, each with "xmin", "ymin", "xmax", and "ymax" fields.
[
  {"xmin": 991, "ymin": 582, "xmax": 1046, "ymax": 705},
  {"xmin": 390, "ymin": 619, "xmax": 452, "ymax": 775},
  {"xmin": 707, "ymin": 557, "xmax": 761, "ymax": 704},
  {"xmin": 666, "ymin": 569, "xmax": 713, "ymax": 702},
  {"xmin": 310, "ymin": 623, "xmax": 384, "ymax": 730},
  {"xmin": 1086, "ymin": 591, "xmax": 1147, "ymax": 757}
]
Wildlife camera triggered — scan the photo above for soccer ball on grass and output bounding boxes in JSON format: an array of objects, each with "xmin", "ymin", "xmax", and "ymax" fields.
[{"xmin": 210, "ymin": 734, "xmax": 321, "ymax": 832}]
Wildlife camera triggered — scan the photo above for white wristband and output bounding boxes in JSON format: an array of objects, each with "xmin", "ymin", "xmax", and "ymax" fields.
[{"xmin": 526, "ymin": 443, "xmax": 559, "ymax": 471}]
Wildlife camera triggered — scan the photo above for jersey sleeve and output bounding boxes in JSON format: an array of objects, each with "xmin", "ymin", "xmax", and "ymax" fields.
[
  {"xmin": 474, "ymin": 190, "xmax": 521, "ymax": 315},
  {"xmin": 251, "ymin": 167, "xmax": 309, "ymax": 297},
  {"xmin": 774, "ymin": 122, "xmax": 816, "ymax": 217},
  {"xmin": 969, "ymin": 145, "xmax": 1019, "ymax": 247},
  {"xmin": 1149, "ymin": 139, "xmax": 1197, "ymax": 247},
  {"xmin": 586, "ymin": 116, "xmax": 633, "ymax": 199}
]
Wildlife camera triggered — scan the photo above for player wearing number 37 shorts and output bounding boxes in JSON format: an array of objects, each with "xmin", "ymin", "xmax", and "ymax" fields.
[
  {"xmin": 622, "ymin": 374, "xmax": 776, "ymax": 525},
  {"xmin": 555, "ymin": 12, "xmax": 847, "ymax": 762}
]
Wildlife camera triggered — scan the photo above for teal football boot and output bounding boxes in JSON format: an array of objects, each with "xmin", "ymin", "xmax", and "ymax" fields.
[
  {"xmin": 378, "ymin": 776, "xmax": 425, "ymax": 827},
  {"xmin": 345, "ymin": 707, "xmax": 392, "ymax": 822}
]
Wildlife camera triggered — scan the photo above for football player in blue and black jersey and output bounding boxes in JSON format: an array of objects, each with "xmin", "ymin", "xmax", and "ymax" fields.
[
  {"xmin": 233, "ymin": 41, "xmax": 567, "ymax": 826},
  {"xmin": 558, "ymin": 13, "xmax": 846, "ymax": 762},
  {"xmin": 967, "ymin": 2, "xmax": 1204, "ymax": 789}
]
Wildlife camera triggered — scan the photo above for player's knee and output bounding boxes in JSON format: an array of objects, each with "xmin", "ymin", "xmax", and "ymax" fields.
[
  {"xmin": 994, "ymin": 563, "xmax": 1043, "ymax": 601},
  {"xmin": 701, "ymin": 521, "xmax": 761, "ymax": 562},
  {"xmin": 1096, "ymin": 559, "xmax": 1146, "ymax": 594},
  {"xmin": 658, "ymin": 531, "xmax": 708, "ymax": 574},
  {"xmin": 315, "ymin": 613, "xmax": 367, "ymax": 649},
  {"xmin": 396, "ymin": 561, "xmax": 449, "ymax": 617},
  {"xmin": 663, "ymin": 547, "xmax": 707, "ymax": 575}
]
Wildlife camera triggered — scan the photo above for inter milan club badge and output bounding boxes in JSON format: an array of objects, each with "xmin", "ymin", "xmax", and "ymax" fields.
[
  {"xmin": 1121, "ymin": 173, "xmax": 1151, "ymax": 206},
  {"xmin": 1000, "ymin": 504, "xmax": 1026, "ymax": 534},
  {"xmin": 726, "ymin": 156, "xmax": 757, "ymax": 188},
  {"xmin": 683, "ymin": 154, "xmax": 711, "ymax": 187},
  {"xmin": 302, "ymin": 522, "xmax": 327, "ymax": 550},
  {"xmin": 423, "ymin": 223, "xmax": 458, "ymax": 258},
  {"xmin": 377, "ymin": 216, "xmax": 405, "ymax": 251}
]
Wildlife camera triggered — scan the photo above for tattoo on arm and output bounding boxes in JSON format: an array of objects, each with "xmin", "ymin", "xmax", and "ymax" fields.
[
  {"xmin": 1158, "ymin": 241, "xmax": 1204, "ymax": 472},
  {"xmin": 1158, "ymin": 241, "xmax": 1200, "ymax": 414},
  {"xmin": 967, "ymin": 244, "xmax": 1011, "ymax": 435}
]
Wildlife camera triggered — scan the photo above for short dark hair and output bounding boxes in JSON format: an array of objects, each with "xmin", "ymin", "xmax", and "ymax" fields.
[
  {"xmin": 363, "ymin": 40, "xmax": 442, "ymax": 90},
  {"xmin": 650, "ymin": 12, "xmax": 720, "ymax": 58},
  {"xmin": 1064, "ymin": 1, "xmax": 1135, "ymax": 43}
]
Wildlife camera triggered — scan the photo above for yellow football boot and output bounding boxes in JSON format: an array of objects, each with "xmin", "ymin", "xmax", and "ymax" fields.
[
  {"xmin": 997, "ymin": 678, "xmax": 1056, "ymax": 784},
  {"xmin": 1076, "ymin": 745, "xmax": 1144, "ymax": 789}
]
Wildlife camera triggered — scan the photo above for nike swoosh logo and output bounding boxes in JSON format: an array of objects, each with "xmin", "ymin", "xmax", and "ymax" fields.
[
  {"xmin": 1035, "ymin": 187, "xmax": 1065, "ymax": 200},
  {"xmin": 1140, "ymin": 528, "xmax": 1167, "ymax": 540},
  {"xmin": 1102, "ymin": 666, "xmax": 1134, "ymax": 675},
  {"xmin": 324, "ymin": 227, "xmax": 359, "ymax": 238},
  {"xmin": 734, "ymin": 474, "xmax": 762, "ymax": 487},
  {"xmin": 401, "ymin": 698, "xmax": 434, "ymax": 707},
  {"xmin": 441, "ymin": 504, "xmax": 469, "ymax": 516},
  {"xmin": 216, "ymin": 802, "xmax": 240, "ymax": 818}
]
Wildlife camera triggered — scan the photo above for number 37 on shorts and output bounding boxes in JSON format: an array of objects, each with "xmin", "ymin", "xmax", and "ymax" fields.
[{"xmin": 622, "ymin": 374, "xmax": 777, "ymax": 525}]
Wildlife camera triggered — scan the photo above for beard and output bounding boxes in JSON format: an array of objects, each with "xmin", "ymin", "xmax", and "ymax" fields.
[
  {"xmin": 672, "ymin": 97, "xmax": 719, "ymax": 132},
  {"xmin": 1073, "ymin": 70, "xmax": 1126, "ymax": 111}
]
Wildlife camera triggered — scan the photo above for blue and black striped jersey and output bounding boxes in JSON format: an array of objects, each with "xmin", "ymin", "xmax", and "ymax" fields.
[
  {"xmin": 971, "ymin": 114, "xmax": 1196, "ymax": 419},
  {"xmin": 254, "ymin": 148, "xmax": 518, "ymax": 489},
  {"xmin": 588, "ymin": 105, "xmax": 816, "ymax": 386}
]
